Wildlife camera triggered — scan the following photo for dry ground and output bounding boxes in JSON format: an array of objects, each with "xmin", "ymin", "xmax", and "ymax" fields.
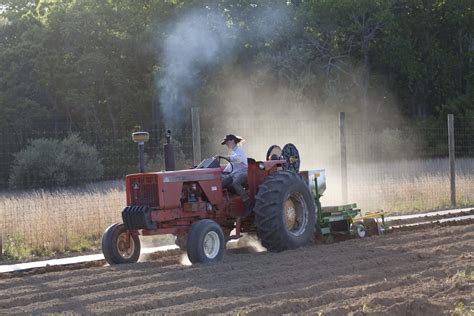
[{"xmin": 0, "ymin": 223, "xmax": 472, "ymax": 315}]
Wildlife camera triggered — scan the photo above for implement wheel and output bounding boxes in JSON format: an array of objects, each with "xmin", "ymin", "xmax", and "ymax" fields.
[
  {"xmin": 351, "ymin": 221, "xmax": 367, "ymax": 238},
  {"xmin": 102, "ymin": 223, "xmax": 141, "ymax": 265},
  {"xmin": 254, "ymin": 171, "xmax": 316, "ymax": 252}
]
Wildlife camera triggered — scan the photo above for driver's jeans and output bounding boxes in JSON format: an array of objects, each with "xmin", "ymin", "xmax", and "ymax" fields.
[{"xmin": 221, "ymin": 172, "xmax": 249, "ymax": 202}]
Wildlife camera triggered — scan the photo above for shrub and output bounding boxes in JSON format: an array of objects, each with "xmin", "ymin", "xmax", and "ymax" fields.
[
  {"xmin": 9, "ymin": 134, "xmax": 104, "ymax": 189},
  {"xmin": 3, "ymin": 235, "xmax": 31, "ymax": 260}
]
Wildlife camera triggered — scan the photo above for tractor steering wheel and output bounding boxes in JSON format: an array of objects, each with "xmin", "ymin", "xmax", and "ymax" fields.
[{"xmin": 218, "ymin": 156, "xmax": 234, "ymax": 175}]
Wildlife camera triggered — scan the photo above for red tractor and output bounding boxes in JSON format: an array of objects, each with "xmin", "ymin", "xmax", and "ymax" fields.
[{"xmin": 101, "ymin": 134, "xmax": 316, "ymax": 265}]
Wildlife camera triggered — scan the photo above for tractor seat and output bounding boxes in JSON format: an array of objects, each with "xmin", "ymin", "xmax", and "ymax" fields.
[
  {"xmin": 224, "ymin": 171, "xmax": 250, "ymax": 196},
  {"xmin": 222, "ymin": 158, "xmax": 254, "ymax": 195}
]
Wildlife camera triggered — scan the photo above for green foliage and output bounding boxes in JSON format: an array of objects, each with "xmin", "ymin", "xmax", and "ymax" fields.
[
  {"xmin": 0, "ymin": 0, "xmax": 472, "ymax": 187},
  {"xmin": 9, "ymin": 134, "xmax": 104, "ymax": 189},
  {"xmin": 65, "ymin": 234, "xmax": 100, "ymax": 253},
  {"xmin": 3, "ymin": 235, "xmax": 31, "ymax": 260},
  {"xmin": 452, "ymin": 270, "xmax": 474, "ymax": 281},
  {"xmin": 453, "ymin": 301, "xmax": 466, "ymax": 316},
  {"xmin": 1, "ymin": 234, "xmax": 100, "ymax": 261}
]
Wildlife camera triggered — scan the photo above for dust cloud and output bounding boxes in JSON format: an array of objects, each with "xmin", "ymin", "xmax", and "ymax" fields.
[
  {"xmin": 158, "ymin": 5, "xmax": 423, "ymax": 209},
  {"xmin": 201, "ymin": 69, "xmax": 418, "ymax": 206}
]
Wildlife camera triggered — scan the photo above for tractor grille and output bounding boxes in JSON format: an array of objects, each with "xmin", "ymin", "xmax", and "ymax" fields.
[{"xmin": 129, "ymin": 175, "xmax": 159, "ymax": 207}]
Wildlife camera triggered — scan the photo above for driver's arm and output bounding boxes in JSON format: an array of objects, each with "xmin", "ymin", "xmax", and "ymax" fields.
[{"xmin": 228, "ymin": 147, "xmax": 244, "ymax": 164}]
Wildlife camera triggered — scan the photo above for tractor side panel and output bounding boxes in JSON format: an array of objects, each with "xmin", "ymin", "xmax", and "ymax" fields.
[
  {"xmin": 158, "ymin": 169, "xmax": 222, "ymax": 209},
  {"xmin": 199, "ymin": 179, "xmax": 222, "ymax": 205},
  {"xmin": 227, "ymin": 195, "xmax": 245, "ymax": 217},
  {"xmin": 160, "ymin": 182, "xmax": 183, "ymax": 209}
]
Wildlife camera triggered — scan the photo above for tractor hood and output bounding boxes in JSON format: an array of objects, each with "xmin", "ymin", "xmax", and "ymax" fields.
[
  {"xmin": 125, "ymin": 168, "xmax": 223, "ymax": 209},
  {"xmin": 127, "ymin": 167, "xmax": 222, "ymax": 183}
]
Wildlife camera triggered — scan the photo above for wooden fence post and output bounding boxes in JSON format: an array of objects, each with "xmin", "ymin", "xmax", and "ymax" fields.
[
  {"xmin": 339, "ymin": 112, "xmax": 348, "ymax": 204},
  {"xmin": 448, "ymin": 114, "xmax": 456, "ymax": 208}
]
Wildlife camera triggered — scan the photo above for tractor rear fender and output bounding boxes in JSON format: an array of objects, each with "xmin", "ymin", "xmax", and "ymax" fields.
[{"xmin": 247, "ymin": 159, "xmax": 286, "ymax": 200}]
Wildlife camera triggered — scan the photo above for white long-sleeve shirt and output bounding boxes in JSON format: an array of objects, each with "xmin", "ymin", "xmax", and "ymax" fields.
[{"xmin": 224, "ymin": 145, "xmax": 248, "ymax": 176}]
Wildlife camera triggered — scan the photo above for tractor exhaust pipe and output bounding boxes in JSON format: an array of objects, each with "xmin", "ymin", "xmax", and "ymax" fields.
[
  {"xmin": 132, "ymin": 132, "xmax": 149, "ymax": 173},
  {"xmin": 164, "ymin": 129, "xmax": 175, "ymax": 171}
]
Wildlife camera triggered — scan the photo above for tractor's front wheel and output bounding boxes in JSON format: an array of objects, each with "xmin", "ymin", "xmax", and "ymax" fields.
[
  {"xmin": 102, "ymin": 223, "xmax": 141, "ymax": 265},
  {"xmin": 254, "ymin": 171, "xmax": 316, "ymax": 252},
  {"xmin": 186, "ymin": 219, "xmax": 225, "ymax": 264}
]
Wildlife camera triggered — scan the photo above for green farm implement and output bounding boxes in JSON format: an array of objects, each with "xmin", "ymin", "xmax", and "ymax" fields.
[{"xmin": 306, "ymin": 170, "xmax": 386, "ymax": 243}]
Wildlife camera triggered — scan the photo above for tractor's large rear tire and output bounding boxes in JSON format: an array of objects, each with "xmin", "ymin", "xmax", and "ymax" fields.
[
  {"xmin": 102, "ymin": 223, "xmax": 141, "ymax": 265},
  {"xmin": 186, "ymin": 219, "xmax": 225, "ymax": 264},
  {"xmin": 254, "ymin": 171, "xmax": 316, "ymax": 252}
]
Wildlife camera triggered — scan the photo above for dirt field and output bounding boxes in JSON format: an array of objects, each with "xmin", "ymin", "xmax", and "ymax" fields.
[{"xmin": 0, "ymin": 224, "xmax": 473, "ymax": 315}]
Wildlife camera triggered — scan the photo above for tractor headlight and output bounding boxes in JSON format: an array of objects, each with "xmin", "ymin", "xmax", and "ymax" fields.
[{"xmin": 258, "ymin": 162, "xmax": 265, "ymax": 170}]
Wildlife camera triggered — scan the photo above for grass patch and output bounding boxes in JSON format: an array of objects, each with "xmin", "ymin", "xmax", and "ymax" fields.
[
  {"xmin": 2, "ymin": 235, "xmax": 32, "ymax": 260},
  {"xmin": 453, "ymin": 301, "xmax": 467, "ymax": 316},
  {"xmin": 1, "ymin": 233, "xmax": 101, "ymax": 262},
  {"xmin": 65, "ymin": 234, "xmax": 101, "ymax": 253},
  {"xmin": 452, "ymin": 270, "xmax": 474, "ymax": 281},
  {"xmin": 362, "ymin": 303, "xmax": 369, "ymax": 313}
]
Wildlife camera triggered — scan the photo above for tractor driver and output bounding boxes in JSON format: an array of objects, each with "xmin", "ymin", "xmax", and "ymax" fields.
[{"xmin": 219, "ymin": 134, "xmax": 253, "ymax": 215}]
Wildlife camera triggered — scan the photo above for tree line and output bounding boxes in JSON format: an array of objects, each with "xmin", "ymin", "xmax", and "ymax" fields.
[{"xmin": 0, "ymin": 0, "xmax": 472, "ymax": 188}]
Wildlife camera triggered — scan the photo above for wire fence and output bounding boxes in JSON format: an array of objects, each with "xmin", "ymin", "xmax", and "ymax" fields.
[
  {"xmin": 0, "ymin": 113, "xmax": 473, "ymax": 254},
  {"xmin": 215, "ymin": 115, "xmax": 474, "ymax": 212}
]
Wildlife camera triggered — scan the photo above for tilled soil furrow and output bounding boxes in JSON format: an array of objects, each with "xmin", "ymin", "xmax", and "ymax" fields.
[
  {"xmin": 0, "ymin": 250, "xmax": 181, "ymax": 286},
  {"xmin": 369, "ymin": 229, "xmax": 474, "ymax": 252},
  {"xmin": 143, "ymin": 235, "xmax": 471, "ymax": 288},
  {"xmin": 0, "ymin": 279, "xmax": 180, "ymax": 309},
  {"xmin": 124, "ymin": 244, "xmax": 465, "ymax": 315},
  {"xmin": 0, "ymin": 224, "xmax": 471, "ymax": 315},
  {"xmin": 387, "ymin": 209, "xmax": 474, "ymax": 226},
  {"xmin": 41, "ymin": 266, "xmax": 400, "ymax": 315},
  {"xmin": 94, "ymin": 276, "xmax": 362, "ymax": 315},
  {"xmin": 379, "ymin": 224, "xmax": 473, "ymax": 244},
  {"xmin": 1, "ymin": 228, "xmax": 468, "ymax": 308},
  {"xmin": 0, "ymin": 264, "xmax": 196, "ymax": 302},
  {"xmin": 2, "ymin": 282, "xmax": 201, "ymax": 314},
  {"xmin": 203, "ymin": 275, "xmax": 423, "ymax": 315},
  {"xmin": 241, "ymin": 267, "xmax": 464, "ymax": 316},
  {"xmin": 302, "ymin": 270, "xmax": 470, "ymax": 315},
  {"xmin": 206, "ymin": 252, "xmax": 471, "ymax": 315},
  {"xmin": 145, "ymin": 276, "xmax": 413, "ymax": 315},
  {"xmin": 300, "ymin": 257, "xmax": 472, "ymax": 315},
  {"xmin": 0, "ymin": 268, "xmax": 148, "ymax": 299}
]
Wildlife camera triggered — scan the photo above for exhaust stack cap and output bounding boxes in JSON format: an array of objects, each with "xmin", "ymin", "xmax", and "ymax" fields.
[
  {"xmin": 166, "ymin": 129, "xmax": 172, "ymax": 144},
  {"xmin": 132, "ymin": 131, "xmax": 149, "ymax": 144}
]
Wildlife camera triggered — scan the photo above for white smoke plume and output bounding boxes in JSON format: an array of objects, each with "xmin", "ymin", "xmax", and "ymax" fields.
[
  {"xmin": 158, "ymin": 4, "xmax": 291, "ymax": 130},
  {"xmin": 158, "ymin": 9, "xmax": 238, "ymax": 130}
]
